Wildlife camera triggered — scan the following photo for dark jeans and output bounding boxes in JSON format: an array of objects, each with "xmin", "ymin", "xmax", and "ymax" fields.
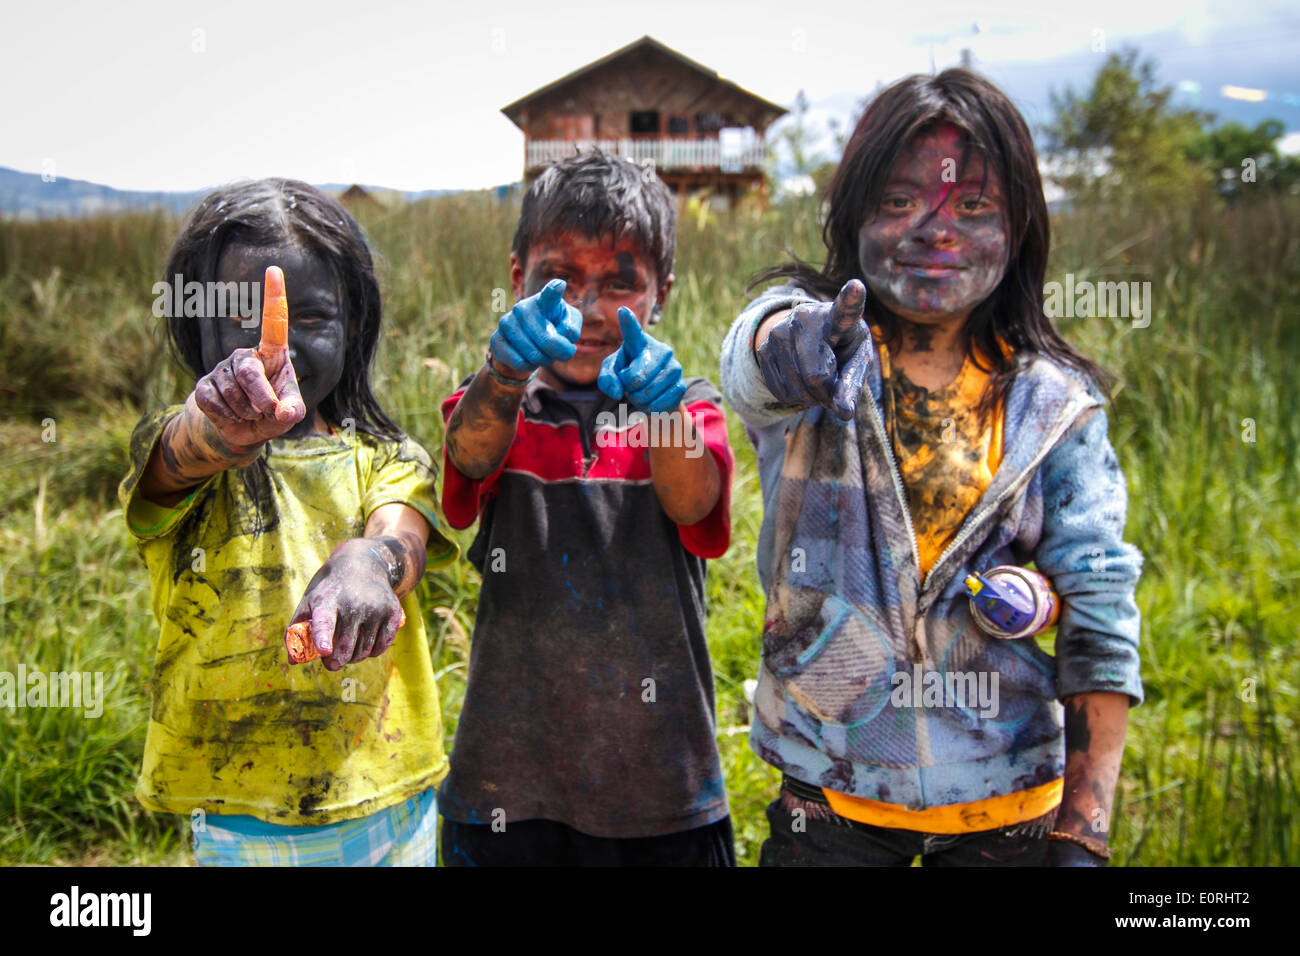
[
  {"xmin": 441, "ymin": 815, "xmax": 736, "ymax": 867},
  {"xmin": 760, "ymin": 776, "xmax": 1057, "ymax": 867}
]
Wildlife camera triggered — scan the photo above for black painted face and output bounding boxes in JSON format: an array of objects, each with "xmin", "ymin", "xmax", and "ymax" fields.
[{"xmin": 200, "ymin": 242, "xmax": 347, "ymax": 436}]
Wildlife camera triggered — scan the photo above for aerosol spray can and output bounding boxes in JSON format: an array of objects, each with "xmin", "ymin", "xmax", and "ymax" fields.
[{"xmin": 963, "ymin": 566, "xmax": 1060, "ymax": 639}]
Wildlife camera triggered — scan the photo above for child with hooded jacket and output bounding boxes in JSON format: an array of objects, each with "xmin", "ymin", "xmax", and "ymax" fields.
[{"xmin": 721, "ymin": 70, "xmax": 1143, "ymax": 867}]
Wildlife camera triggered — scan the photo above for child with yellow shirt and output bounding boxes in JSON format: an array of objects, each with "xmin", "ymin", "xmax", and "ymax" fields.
[{"xmin": 119, "ymin": 179, "xmax": 458, "ymax": 865}]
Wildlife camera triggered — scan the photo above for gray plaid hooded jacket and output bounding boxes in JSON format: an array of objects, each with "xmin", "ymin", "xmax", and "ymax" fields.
[{"xmin": 720, "ymin": 284, "xmax": 1144, "ymax": 808}]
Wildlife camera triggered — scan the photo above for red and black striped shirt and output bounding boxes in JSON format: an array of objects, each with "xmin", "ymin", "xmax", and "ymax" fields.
[{"xmin": 437, "ymin": 373, "xmax": 734, "ymax": 838}]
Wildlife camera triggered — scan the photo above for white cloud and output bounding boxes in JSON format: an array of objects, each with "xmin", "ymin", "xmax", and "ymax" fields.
[{"xmin": 0, "ymin": 0, "xmax": 1289, "ymax": 193}]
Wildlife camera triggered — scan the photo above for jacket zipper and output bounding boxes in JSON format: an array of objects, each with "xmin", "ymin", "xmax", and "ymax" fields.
[{"xmin": 920, "ymin": 398, "xmax": 1100, "ymax": 605}]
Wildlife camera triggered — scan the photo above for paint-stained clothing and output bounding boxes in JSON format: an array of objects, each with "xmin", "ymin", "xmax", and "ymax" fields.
[
  {"xmin": 880, "ymin": 340, "xmax": 1006, "ymax": 577},
  {"xmin": 719, "ymin": 284, "xmax": 1143, "ymax": 815},
  {"xmin": 119, "ymin": 407, "xmax": 459, "ymax": 826},
  {"xmin": 437, "ymin": 375, "xmax": 734, "ymax": 839}
]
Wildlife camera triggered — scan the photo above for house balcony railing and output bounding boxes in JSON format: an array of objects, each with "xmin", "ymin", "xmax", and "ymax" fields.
[{"xmin": 525, "ymin": 136, "xmax": 769, "ymax": 173}]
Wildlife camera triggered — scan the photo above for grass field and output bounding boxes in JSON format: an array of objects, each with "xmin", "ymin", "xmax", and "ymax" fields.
[{"xmin": 0, "ymin": 189, "xmax": 1296, "ymax": 866}]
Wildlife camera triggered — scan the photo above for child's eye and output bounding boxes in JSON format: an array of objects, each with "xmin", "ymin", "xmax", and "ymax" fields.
[
  {"xmin": 883, "ymin": 196, "xmax": 913, "ymax": 211},
  {"xmin": 960, "ymin": 197, "xmax": 993, "ymax": 212}
]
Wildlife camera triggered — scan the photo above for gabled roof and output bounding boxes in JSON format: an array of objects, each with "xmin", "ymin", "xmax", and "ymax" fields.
[{"xmin": 500, "ymin": 35, "xmax": 787, "ymax": 128}]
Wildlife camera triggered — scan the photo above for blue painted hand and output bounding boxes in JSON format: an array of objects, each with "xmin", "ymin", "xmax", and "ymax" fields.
[
  {"xmin": 755, "ymin": 278, "xmax": 873, "ymax": 421},
  {"xmin": 489, "ymin": 278, "xmax": 584, "ymax": 372},
  {"xmin": 597, "ymin": 307, "xmax": 686, "ymax": 414}
]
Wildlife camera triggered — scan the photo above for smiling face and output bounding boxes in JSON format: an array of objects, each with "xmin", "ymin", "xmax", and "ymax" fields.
[
  {"xmin": 510, "ymin": 231, "xmax": 671, "ymax": 388},
  {"xmin": 200, "ymin": 241, "xmax": 347, "ymax": 437},
  {"xmin": 858, "ymin": 121, "xmax": 1011, "ymax": 328}
]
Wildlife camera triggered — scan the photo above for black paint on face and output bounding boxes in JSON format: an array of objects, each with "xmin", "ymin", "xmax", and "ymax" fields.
[
  {"xmin": 519, "ymin": 233, "xmax": 660, "ymax": 387},
  {"xmin": 857, "ymin": 122, "xmax": 1010, "ymax": 328},
  {"xmin": 202, "ymin": 242, "xmax": 347, "ymax": 438}
]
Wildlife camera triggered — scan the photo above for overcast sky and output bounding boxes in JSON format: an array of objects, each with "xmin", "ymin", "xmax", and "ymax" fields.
[{"xmin": 1, "ymin": 0, "xmax": 1297, "ymax": 192}]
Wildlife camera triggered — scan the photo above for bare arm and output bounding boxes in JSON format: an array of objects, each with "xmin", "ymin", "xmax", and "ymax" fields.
[
  {"xmin": 647, "ymin": 403, "xmax": 722, "ymax": 526},
  {"xmin": 1054, "ymin": 691, "xmax": 1130, "ymax": 860},
  {"xmin": 360, "ymin": 501, "xmax": 432, "ymax": 599},
  {"xmin": 444, "ymin": 357, "xmax": 530, "ymax": 480},
  {"xmin": 140, "ymin": 394, "xmax": 267, "ymax": 506}
]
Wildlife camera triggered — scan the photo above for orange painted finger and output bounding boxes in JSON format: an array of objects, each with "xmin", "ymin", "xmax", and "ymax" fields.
[
  {"xmin": 258, "ymin": 265, "xmax": 289, "ymax": 359},
  {"xmin": 285, "ymin": 620, "xmax": 317, "ymax": 664}
]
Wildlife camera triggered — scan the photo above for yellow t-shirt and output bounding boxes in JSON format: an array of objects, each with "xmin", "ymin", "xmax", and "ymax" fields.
[
  {"xmin": 119, "ymin": 407, "xmax": 459, "ymax": 826},
  {"xmin": 823, "ymin": 337, "xmax": 1063, "ymax": 832}
]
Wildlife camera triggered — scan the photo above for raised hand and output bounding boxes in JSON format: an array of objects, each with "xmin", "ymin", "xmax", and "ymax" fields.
[
  {"xmin": 755, "ymin": 278, "xmax": 873, "ymax": 421},
  {"xmin": 192, "ymin": 265, "xmax": 306, "ymax": 448},
  {"xmin": 489, "ymin": 278, "xmax": 584, "ymax": 373},
  {"xmin": 597, "ymin": 307, "xmax": 686, "ymax": 413}
]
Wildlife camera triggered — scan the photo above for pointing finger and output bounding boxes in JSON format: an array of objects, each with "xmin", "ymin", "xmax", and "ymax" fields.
[
  {"xmin": 258, "ymin": 266, "xmax": 289, "ymax": 364},
  {"xmin": 538, "ymin": 278, "xmax": 566, "ymax": 318},
  {"xmin": 827, "ymin": 279, "xmax": 867, "ymax": 346},
  {"xmin": 518, "ymin": 300, "xmax": 577, "ymax": 362},
  {"xmin": 617, "ymin": 307, "xmax": 647, "ymax": 358}
]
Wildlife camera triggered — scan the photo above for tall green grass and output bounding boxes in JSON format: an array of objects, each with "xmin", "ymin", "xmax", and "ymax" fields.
[{"xmin": 0, "ymin": 189, "xmax": 1296, "ymax": 865}]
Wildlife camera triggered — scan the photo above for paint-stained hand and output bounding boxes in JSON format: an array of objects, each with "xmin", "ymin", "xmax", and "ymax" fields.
[
  {"xmin": 489, "ymin": 277, "xmax": 583, "ymax": 373},
  {"xmin": 755, "ymin": 278, "xmax": 873, "ymax": 421},
  {"xmin": 192, "ymin": 265, "xmax": 306, "ymax": 447},
  {"xmin": 597, "ymin": 307, "xmax": 685, "ymax": 413},
  {"xmin": 289, "ymin": 539, "xmax": 405, "ymax": 671},
  {"xmin": 1046, "ymin": 840, "xmax": 1108, "ymax": 867}
]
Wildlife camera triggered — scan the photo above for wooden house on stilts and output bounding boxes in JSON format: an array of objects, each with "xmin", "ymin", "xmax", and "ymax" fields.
[{"xmin": 501, "ymin": 35, "xmax": 787, "ymax": 207}]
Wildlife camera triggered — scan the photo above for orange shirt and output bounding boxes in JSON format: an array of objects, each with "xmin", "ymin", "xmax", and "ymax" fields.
[{"xmin": 822, "ymin": 337, "xmax": 1062, "ymax": 832}]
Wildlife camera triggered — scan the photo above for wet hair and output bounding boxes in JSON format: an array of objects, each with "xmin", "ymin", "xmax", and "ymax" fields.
[
  {"xmin": 512, "ymin": 150, "xmax": 676, "ymax": 288},
  {"xmin": 750, "ymin": 68, "xmax": 1111, "ymax": 415},
  {"xmin": 161, "ymin": 177, "xmax": 403, "ymax": 443}
]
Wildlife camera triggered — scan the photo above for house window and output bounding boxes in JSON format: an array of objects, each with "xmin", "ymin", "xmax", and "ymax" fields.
[
  {"xmin": 667, "ymin": 115, "xmax": 689, "ymax": 135},
  {"xmin": 695, "ymin": 112, "xmax": 727, "ymax": 133},
  {"xmin": 629, "ymin": 110, "xmax": 660, "ymax": 134}
]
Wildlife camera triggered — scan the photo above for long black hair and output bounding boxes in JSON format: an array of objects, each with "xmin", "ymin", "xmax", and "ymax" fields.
[
  {"xmin": 161, "ymin": 177, "xmax": 403, "ymax": 442},
  {"xmin": 751, "ymin": 68, "xmax": 1111, "ymax": 414}
]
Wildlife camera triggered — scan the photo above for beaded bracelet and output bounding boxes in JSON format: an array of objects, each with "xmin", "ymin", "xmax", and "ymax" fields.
[
  {"xmin": 1046, "ymin": 829, "xmax": 1112, "ymax": 860},
  {"xmin": 483, "ymin": 350, "xmax": 533, "ymax": 388}
]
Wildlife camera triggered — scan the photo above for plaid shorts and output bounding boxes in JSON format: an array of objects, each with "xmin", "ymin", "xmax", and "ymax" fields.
[{"xmin": 192, "ymin": 787, "xmax": 439, "ymax": 867}]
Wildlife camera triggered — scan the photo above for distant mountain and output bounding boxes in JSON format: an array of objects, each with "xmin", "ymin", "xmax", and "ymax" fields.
[{"xmin": 0, "ymin": 167, "xmax": 476, "ymax": 219}]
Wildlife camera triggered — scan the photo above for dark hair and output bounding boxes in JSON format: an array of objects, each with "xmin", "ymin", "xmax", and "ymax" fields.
[
  {"xmin": 751, "ymin": 68, "xmax": 1111, "ymax": 414},
  {"xmin": 161, "ymin": 177, "xmax": 403, "ymax": 443},
  {"xmin": 512, "ymin": 150, "xmax": 677, "ymax": 287}
]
